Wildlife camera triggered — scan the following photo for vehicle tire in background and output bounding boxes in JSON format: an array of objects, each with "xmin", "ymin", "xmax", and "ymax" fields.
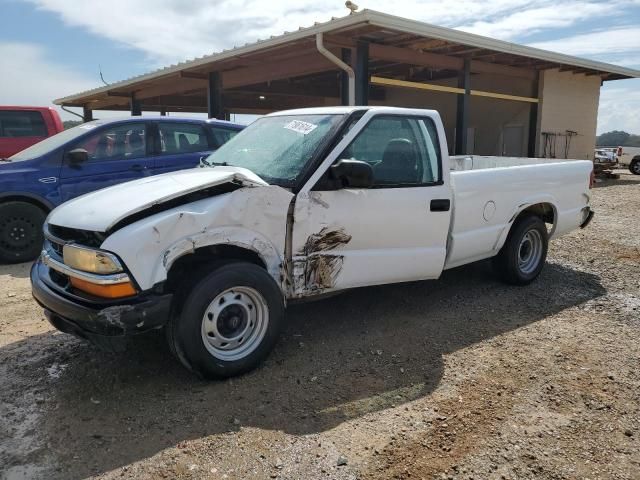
[
  {"xmin": 629, "ymin": 157, "xmax": 640, "ymax": 175},
  {"xmin": 0, "ymin": 201, "xmax": 46, "ymax": 264},
  {"xmin": 166, "ymin": 262, "xmax": 285, "ymax": 379},
  {"xmin": 493, "ymin": 214, "xmax": 548, "ymax": 286}
]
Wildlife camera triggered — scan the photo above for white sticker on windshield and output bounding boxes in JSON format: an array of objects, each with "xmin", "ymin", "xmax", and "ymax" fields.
[
  {"xmin": 79, "ymin": 124, "xmax": 98, "ymax": 130},
  {"xmin": 284, "ymin": 120, "xmax": 318, "ymax": 135}
]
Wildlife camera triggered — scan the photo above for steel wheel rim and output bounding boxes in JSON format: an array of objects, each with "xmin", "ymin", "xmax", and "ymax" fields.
[
  {"xmin": 0, "ymin": 216, "xmax": 36, "ymax": 251},
  {"xmin": 201, "ymin": 286, "xmax": 269, "ymax": 361},
  {"xmin": 518, "ymin": 229, "xmax": 543, "ymax": 275}
]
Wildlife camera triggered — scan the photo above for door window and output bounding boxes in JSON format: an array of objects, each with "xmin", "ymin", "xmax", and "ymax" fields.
[
  {"xmin": 72, "ymin": 124, "xmax": 147, "ymax": 161},
  {"xmin": 209, "ymin": 126, "xmax": 239, "ymax": 148},
  {"xmin": 0, "ymin": 111, "xmax": 47, "ymax": 137},
  {"xmin": 339, "ymin": 116, "xmax": 441, "ymax": 187},
  {"xmin": 158, "ymin": 123, "xmax": 208, "ymax": 154}
]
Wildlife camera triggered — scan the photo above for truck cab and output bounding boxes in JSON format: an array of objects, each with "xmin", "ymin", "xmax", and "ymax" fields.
[
  {"xmin": 0, "ymin": 106, "xmax": 64, "ymax": 159},
  {"xmin": 31, "ymin": 107, "xmax": 593, "ymax": 379}
]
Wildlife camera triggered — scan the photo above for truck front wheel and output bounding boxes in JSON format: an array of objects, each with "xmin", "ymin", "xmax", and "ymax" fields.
[
  {"xmin": 167, "ymin": 262, "xmax": 285, "ymax": 379},
  {"xmin": 0, "ymin": 201, "xmax": 46, "ymax": 264},
  {"xmin": 493, "ymin": 215, "xmax": 548, "ymax": 285}
]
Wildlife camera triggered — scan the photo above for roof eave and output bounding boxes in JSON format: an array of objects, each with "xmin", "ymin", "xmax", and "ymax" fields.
[{"xmin": 55, "ymin": 9, "xmax": 640, "ymax": 107}]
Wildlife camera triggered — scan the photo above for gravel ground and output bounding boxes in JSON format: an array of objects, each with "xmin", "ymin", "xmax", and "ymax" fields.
[{"xmin": 1, "ymin": 170, "xmax": 639, "ymax": 480}]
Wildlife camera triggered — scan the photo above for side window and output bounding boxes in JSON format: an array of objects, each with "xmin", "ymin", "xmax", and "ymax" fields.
[
  {"xmin": 209, "ymin": 126, "xmax": 239, "ymax": 148},
  {"xmin": 0, "ymin": 111, "xmax": 47, "ymax": 138},
  {"xmin": 339, "ymin": 116, "xmax": 441, "ymax": 187},
  {"xmin": 158, "ymin": 123, "xmax": 208, "ymax": 154},
  {"xmin": 72, "ymin": 124, "xmax": 147, "ymax": 161}
]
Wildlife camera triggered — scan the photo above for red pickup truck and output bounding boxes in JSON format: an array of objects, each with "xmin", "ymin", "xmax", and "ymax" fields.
[{"xmin": 0, "ymin": 106, "xmax": 64, "ymax": 159}]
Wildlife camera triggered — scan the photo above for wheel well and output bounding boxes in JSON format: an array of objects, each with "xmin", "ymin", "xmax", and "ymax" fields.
[
  {"xmin": 0, "ymin": 196, "xmax": 51, "ymax": 213},
  {"xmin": 165, "ymin": 244, "xmax": 267, "ymax": 294},
  {"xmin": 517, "ymin": 202, "xmax": 555, "ymax": 226}
]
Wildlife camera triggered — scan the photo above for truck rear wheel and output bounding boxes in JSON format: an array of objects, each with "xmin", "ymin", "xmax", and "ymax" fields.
[
  {"xmin": 629, "ymin": 158, "xmax": 640, "ymax": 175},
  {"xmin": 166, "ymin": 262, "xmax": 285, "ymax": 379},
  {"xmin": 0, "ymin": 201, "xmax": 46, "ymax": 264},
  {"xmin": 493, "ymin": 214, "xmax": 548, "ymax": 285}
]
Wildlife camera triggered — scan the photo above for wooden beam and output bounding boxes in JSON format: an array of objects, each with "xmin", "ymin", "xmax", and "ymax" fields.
[
  {"xmin": 369, "ymin": 43, "xmax": 462, "ymax": 71},
  {"xmin": 221, "ymin": 54, "xmax": 337, "ymax": 89},
  {"xmin": 107, "ymin": 91, "xmax": 132, "ymax": 97},
  {"xmin": 180, "ymin": 71, "xmax": 208, "ymax": 80},
  {"xmin": 370, "ymin": 76, "xmax": 539, "ymax": 103},
  {"xmin": 368, "ymin": 43, "xmax": 535, "ymax": 80}
]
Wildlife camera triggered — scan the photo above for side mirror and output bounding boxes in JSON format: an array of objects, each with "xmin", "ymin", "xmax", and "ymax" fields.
[
  {"xmin": 67, "ymin": 148, "xmax": 88, "ymax": 165},
  {"xmin": 330, "ymin": 159, "xmax": 374, "ymax": 189}
]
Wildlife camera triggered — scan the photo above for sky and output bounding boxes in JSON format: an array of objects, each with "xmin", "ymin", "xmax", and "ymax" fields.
[{"xmin": 0, "ymin": 0, "xmax": 639, "ymax": 133}]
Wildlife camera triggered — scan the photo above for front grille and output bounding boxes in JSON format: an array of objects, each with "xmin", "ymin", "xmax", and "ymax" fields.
[
  {"xmin": 47, "ymin": 224, "xmax": 105, "ymax": 248},
  {"xmin": 49, "ymin": 238, "xmax": 64, "ymax": 257}
]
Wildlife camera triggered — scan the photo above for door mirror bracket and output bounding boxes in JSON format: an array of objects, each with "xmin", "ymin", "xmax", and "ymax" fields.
[
  {"xmin": 66, "ymin": 148, "xmax": 89, "ymax": 166},
  {"xmin": 329, "ymin": 159, "xmax": 374, "ymax": 189}
]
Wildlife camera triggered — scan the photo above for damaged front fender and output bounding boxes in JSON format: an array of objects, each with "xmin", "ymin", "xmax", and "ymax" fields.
[{"xmin": 101, "ymin": 185, "xmax": 294, "ymax": 292}]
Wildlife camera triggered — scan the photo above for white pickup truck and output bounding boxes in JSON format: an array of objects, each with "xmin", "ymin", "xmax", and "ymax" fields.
[{"xmin": 31, "ymin": 107, "xmax": 594, "ymax": 378}]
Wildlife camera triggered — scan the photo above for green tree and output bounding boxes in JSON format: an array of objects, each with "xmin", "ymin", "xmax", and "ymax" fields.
[
  {"xmin": 63, "ymin": 120, "xmax": 82, "ymax": 130},
  {"xmin": 596, "ymin": 130, "xmax": 630, "ymax": 146}
]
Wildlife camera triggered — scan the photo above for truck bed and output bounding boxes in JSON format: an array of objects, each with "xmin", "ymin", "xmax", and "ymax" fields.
[
  {"xmin": 445, "ymin": 156, "xmax": 592, "ymax": 270},
  {"xmin": 450, "ymin": 155, "xmax": 582, "ymax": 171}
]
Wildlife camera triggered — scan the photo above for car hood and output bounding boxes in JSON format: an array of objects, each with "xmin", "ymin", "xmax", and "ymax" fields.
[{"xmin": 47, "ymin": 166, "xmax": 267, "ymax": 232}]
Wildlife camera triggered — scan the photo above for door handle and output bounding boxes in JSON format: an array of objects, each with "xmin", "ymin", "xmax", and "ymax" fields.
[
  {"xmin": 130, "ymin": 164, "xmax": 145, "ymax": 172},
  {"xmin": 430, "ymin": 199, "xmax": 451, "ymax": 212}
]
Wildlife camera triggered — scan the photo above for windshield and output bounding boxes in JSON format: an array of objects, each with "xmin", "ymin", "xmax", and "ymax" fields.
[
  {"xmin": 8, "ymin": 121, "xmax": 102, "ymax": 161},
  {"xmin": 202, "ymin": 114, "xmax": 344, "ymax": 186}
]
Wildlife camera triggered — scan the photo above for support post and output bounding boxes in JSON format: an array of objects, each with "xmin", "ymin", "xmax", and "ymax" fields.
[
  {"xmin": 82, "ymin": 105, "xmax": 93, "ymax": 123},
  {"xmin": 160, "ymin": 107, "xmax": 167, "ymax": 116},
  {"xmin": 340, "ymin": 48, "xmax": 352, "ymax": 106},
  {"xmin": 527, "ymin": 74, "xmax": 540, "ymax": 157},
  {"xmin": 130, "ymin": 93, "xmax": 141, "ymax": 116},
  {"xmin": 207, "ymin": 72, "xmax": 223, "ymax": 120},
  {"xmin": 355, "ymin": 41, "xmax": 369, "ymax": 106},
  {"xmin": 455, "ymin": 58, "xmax": 471, "ymax": 155}
]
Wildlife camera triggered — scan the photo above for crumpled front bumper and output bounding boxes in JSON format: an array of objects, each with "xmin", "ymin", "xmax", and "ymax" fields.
[{"xmin": 31, "ymin": 260, "xmax": 172, "ymax": 350}]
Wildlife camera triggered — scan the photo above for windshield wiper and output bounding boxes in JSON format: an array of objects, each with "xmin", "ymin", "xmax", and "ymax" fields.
[{"xmin": 201, "ymin": 159, "xmax": 228, "ymax": 167}]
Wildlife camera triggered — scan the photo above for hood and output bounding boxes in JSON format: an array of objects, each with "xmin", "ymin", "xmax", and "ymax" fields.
[{"xmin": 47, "ymin": 166, "xmax": 267, "ymax": 232}]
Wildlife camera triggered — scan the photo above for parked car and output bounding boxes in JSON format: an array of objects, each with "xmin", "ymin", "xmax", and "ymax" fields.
[
  {"xmin": 31, "ymin": 107, "xmax": 593, "ymax": 379},
  {"xmin": 629, "ymin": 155, "xmax": 640, "ymax": 175},
  {"xmin": 593, "ymin": 147, "xmax": 619, "ymax": 174},
  {"xmin": 0, "ymin": 116, "xmax": 243, "ymax": 263},
  {"xmin": 0, "ymin": 106, "xmax": 64, "ymax": 158}
]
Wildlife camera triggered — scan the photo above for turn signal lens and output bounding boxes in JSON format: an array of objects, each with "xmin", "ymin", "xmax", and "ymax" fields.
[{"xmin": 69, "ymin": 277, "xmax": 137, "ymax": 299}]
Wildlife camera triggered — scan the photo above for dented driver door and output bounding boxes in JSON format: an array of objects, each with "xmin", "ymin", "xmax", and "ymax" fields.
[{"xmin": 291, "ymin": 111, "xmax": 452, "ymax": 297}]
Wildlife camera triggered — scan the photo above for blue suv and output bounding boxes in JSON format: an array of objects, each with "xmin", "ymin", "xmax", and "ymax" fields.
[{"xmin": 0, "ymin": 116, "xmax": 244, "ymax": 263}]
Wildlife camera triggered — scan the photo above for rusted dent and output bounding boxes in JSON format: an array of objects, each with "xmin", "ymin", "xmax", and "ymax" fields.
[
  {"xmin": 297, "ymin": 227, "xmax": 352, "ymax": 291},
  {"xmin": 304, "ymin": 254, "xmax": 345, "ymax": 290},
  {"xmin": 298, "ymin": 226, "xmax": 352, "ymax": 256}
]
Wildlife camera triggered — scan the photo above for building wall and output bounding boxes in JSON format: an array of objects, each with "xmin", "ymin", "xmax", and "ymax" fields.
[
  {"xmin": 380, "ymin": 72, "xmax": 535, "ymax": 156},
  {"xmin": 537, "ymin": 69, "xmax": 601, "ymax": 160}
]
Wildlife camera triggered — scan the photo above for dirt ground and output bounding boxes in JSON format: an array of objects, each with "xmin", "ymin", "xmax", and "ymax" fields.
[{"xmin": 1, "ymin": 171, "xmax": 639, "ymax": 480}]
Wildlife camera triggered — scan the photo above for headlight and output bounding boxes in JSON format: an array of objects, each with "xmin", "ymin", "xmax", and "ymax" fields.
[{"xmin": 62, "ymin": 244, "xmax": 123, "ymax": 274}]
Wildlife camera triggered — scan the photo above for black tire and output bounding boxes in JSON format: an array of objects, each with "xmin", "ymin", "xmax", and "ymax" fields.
[
  {"xmin": 166, "ymin": 262, "xmax": 285, "ymax": 379},
  {"xmin": 629, "ymin": 158, "xmax": 640, "ymax": 175},
  {"xmin": 0, "ymin": 201, "xmax": 46, "ymax": 264},
  {"xmin": 493, "ymin": 214, "xmax": 548, "ymax": 285}
]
